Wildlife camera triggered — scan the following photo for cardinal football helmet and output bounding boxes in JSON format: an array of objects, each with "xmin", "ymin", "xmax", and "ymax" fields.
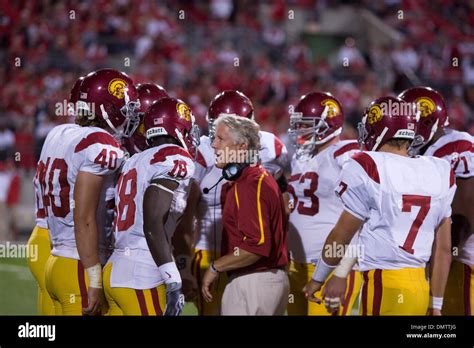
[
  {"xmin": 288, "ymin": 91, "xmax": 344, "ymax": 159},
  {"xmin": 206, "ymin": 90, "xmax": 254, "ymax": 142},
  {"xmin": 76, "ymin": 68, "xmax": 140, "ymax": 138}
]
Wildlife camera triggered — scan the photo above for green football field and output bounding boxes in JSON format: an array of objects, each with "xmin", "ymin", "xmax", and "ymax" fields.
[
  {"xmin": 0, "ymin": 257, "xmax": 360, "ymax": 316},
  {"xmin": 0, "ymin": 257, "xmax": 198, "ymax": 315}
]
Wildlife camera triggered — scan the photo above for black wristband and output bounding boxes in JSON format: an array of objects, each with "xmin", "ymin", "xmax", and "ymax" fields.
[{"xmin": 210, "ymin": 261, "xmax": 220, "ymax": 274}]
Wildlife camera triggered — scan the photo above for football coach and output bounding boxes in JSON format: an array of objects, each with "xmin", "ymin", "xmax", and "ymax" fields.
[{"xmin": 201, "ymin": 114, "xmax": 289, "ymax": 315}]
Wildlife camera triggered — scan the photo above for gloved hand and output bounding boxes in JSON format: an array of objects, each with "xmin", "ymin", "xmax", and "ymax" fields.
[{"xmin": 164, "ymin": 282, "xmax": 185, "ymax": 316}]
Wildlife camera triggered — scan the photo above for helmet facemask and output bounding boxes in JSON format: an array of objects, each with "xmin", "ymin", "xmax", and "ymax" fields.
[
  {"xmin": 357, "ymin": 118, "xmax": 369, "ymax": 150},
  {"xmin": 288, "ymin": 114, "xmax": 333, "ymax": 160},
  {"xmin": 120, "ymin": 90, "xmax": 141, "ymax": 138}
]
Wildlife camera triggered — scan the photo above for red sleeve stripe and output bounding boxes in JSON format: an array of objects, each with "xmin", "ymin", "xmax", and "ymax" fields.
[
  {"xmin": 274, "ymin": 136, "xmax": 284, "ymax": 158},
  {"xmin": 433, "ymin": 140, "xmax": 474, "ymax": 158},
  {"xmin": 196, "ymin": 150, "xmax": 207, "ymax": 168},
  {"xmin": 150, "ymin": 146, "xmax": 192, "ymax": 164},
  {"xmin": 450, "ymin": 169, "xmax": 455, "ymax": 187},
  {"xmin": 352, "ymin": 152, "xmax": 380, "ymax": 184},
  {"xmin": 333, "ymin": 142, "xmax": 360, "ymax": 158},
  {"xmin": 74, "ymin": 132, "xmax": 120, "ymax": 153}
]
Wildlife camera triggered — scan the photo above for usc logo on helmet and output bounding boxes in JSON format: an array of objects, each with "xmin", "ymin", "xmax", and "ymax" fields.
[
  {"xmin": 108, "ymin": 78, "xmax": 128, "ymax": 99},
  {"xmin": 367, "ymin": 104, "xmax": 383, "ymax": 125},
  {"xmin": 415, "ymin": 97, "xmax": 435, "ymax": 117},
  {"xmin": 321, "ymin": 99, "xmax": 340, "ymax": 119},
  {"xmin": 136, "ymin": 122, "xmax": 145, "ymax": 136},
  {"xmin": 176, "ymin": 102, "xmax": 191, "ymax": 121}
]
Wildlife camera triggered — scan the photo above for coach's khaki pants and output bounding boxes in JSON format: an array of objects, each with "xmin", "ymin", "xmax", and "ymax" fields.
[{"xmin": 221, "ymin": 269, "xmax": 289, "ymax": 315}]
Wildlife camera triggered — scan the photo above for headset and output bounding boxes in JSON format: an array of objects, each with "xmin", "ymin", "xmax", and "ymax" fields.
[{"xmin": 202, "ymin": 162, "xmax": 249, "ymax": 194}]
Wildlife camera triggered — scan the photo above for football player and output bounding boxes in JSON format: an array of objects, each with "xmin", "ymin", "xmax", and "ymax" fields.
[
  {"xmin": 304, "ymin": 96, "xmax": 455, "ymax": 315},
  {"xmin": 39, "ymin": 69, "xmax": 139, "ymax": 315},
  {"xmin": 399, "ymin": 87, "xmax": 474, "ymax": 315},
  {"xmin": 286, "ymin": 91, "xmax": 363, "ymax": 315},
  {"xmin": 103, "ymin": 97, "xmax": 196, "ymax": 316},
  {"xmin": 27, "ymin": 76, "xmax": 84, "ymax": 315},
  {"xmin": 175, "ymin": 90, "xmax": 288, "ymax": 315},
  {"xmin": 122, "ymin": 83, "xmax": 169, "ymax": 156}
]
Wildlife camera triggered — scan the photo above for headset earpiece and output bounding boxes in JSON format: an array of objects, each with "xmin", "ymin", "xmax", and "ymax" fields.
[{"xmin": 222, "ymin": 163, "xmax": 248, "ymax": 181}]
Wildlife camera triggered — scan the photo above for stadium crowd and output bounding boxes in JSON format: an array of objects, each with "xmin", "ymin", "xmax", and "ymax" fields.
[{"xmin": 0, "ymin": 0, "xmax": 473, "ymax": 184}]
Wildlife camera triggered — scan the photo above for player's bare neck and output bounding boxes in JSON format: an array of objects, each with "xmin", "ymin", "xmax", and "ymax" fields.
[
  {"xmin": 379, "ymin": 143, "xmax": 409, "ymax": 157},
  {"xmin": 314, "ymin": 136, "xmax": 340, "ymax": 156},
  {"xmin": 419, "ymin": 128, "xmax": 445, "ymax": 155},
  {"xmin": 151, "ymin": 136, "xmax": 180, "ymax": 148},
  {"xmin": 431, "ymin": 128, "xmax": 445, "ymax": 144}
]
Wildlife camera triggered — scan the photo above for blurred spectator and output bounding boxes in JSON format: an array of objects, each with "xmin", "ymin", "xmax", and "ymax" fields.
[
  {"xmin": 0, "ymin": 0, "xmax": 472, "ymax": 171},
  {"xmin": 391, "ymin": 41, "xmax": 420, "ymax": 74},
  {"xmin": 0, "ymin": 125, "xmax": 15, "ymax": 159},
  {"xmin": 336, "ymin": 37, "xmax": 367, "ymax": 72},
  {"xmin": 0, "ymin": 159, "xmax": 20, "ymax": 241}
]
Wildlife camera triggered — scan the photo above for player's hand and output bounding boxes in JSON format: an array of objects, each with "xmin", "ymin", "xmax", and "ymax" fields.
[
  {"xmin": 164, "ymin": 282, "xmax": 185, "ymax": 316},
  {"xmin": 83, "ymin": 287, "xmax": 107, "ymax": 316},
  {"xmin": 302, "ymin": 280, "xmax": 323, "ymax": 303},
  {"xmin": 322, "ymin": 275, "xmax": 347, "ymax": 314},
  {"xmin": 427, "ymin": 308, "xmax": 442, "ymax": 316},
  {"xmin": 201, "ymin": 268, "xmax": 218, "ymax": 303}
]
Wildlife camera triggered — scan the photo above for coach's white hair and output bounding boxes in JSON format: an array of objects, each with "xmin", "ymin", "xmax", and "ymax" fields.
[{"xmin": 214, "ymin": 114, "xmax": 261, "ymax": 153}]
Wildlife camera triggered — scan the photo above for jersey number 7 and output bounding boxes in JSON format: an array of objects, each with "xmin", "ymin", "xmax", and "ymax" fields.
[{"xmin": 399, "ymin": 195, "xmax": 431, "ymax": 254}]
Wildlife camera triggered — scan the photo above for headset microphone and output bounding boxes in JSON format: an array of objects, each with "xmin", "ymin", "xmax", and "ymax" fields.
[
  {"xmin": 203, "ymin": 175, "xmax": 225, "ymax": 194},
  {"xmin": 202, "ymin": 162, "xmax": 249, "ymax": 194}
]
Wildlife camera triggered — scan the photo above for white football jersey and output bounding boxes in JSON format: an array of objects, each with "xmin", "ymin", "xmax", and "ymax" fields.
[
  {"xmin": 37, "ymin": 124, "xmax": 125, "ymax": 262},
  {"xmin": 193, "ymin": 131, "xmax": 288, "ymax": 254},
  {"xmin": 425, "ymin": 128, "xmax": 474, "ymax": 266},
  {"xmin": 109, "ymin": 144, "xmax": 195, "ymax": 289},
  {"xmin": 288, "ymin": 140, "xmax": 360, "ymax": 263},
  {"xmin": 338, "ymin": 151, "xmax": 455, "ymax": 271}
]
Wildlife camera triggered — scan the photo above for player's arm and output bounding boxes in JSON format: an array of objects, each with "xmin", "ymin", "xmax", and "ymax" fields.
[
  {"xmin": 428, "ymin": 217, "xmax": 452, "ymax": 316},
  {"xmin": 143, "ymin": 177, "xmax": 182, "ymax": 315},
  {"xmin": 303, "ymin": 211, "xmax": 363, "ymax": 301},
  {"xmin": 74, "ymin": 171, "xmax": 106, "ymax": 315},
  {"xmin": 172, "ymin": 179, "xmax": 201, "ymax": 300}
]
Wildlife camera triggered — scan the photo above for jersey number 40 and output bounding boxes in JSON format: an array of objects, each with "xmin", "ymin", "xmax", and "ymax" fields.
[{"xmin": 36, "ymin": 157, "xmax": 70, "ymax": 218}]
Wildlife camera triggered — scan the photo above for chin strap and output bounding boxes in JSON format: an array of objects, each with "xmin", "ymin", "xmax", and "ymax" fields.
[
  {"xmin": 100, "ymin": 104, "xmax": 124, "ymax": 138},
  {"xmin": 427, "ymin": 118, "xmax": 439, "ymax": 143},
  {"xmin": 175, "ymin": 128, "xmax": 189, "ymax": 152},
  {"xmin": 372, "ymin": 127, "xmax": 389, "ymax": 151}
]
